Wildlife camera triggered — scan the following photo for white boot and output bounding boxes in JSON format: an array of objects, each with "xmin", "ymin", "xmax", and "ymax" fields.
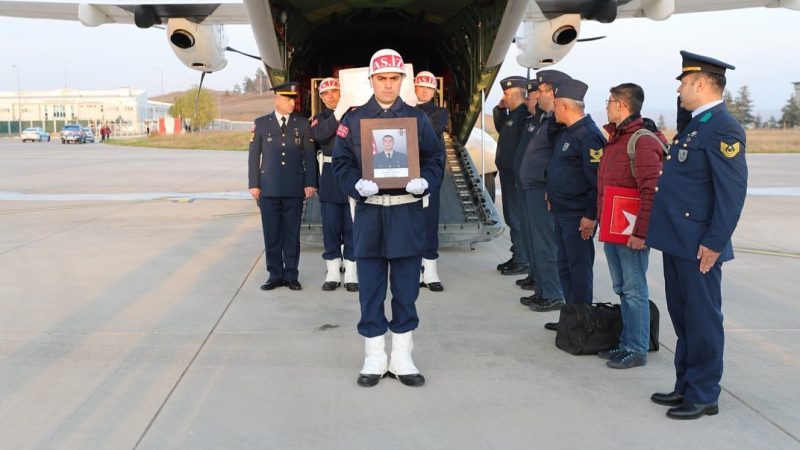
[
  {"xmin": 422, "ymin": 258, "xmax": 444, "ymax": 292},
  {"xmin": 388, "ymin": 331, "xmax": 425, "ymax": 386},
  {"xmin": 357, "ymin": 335, "xmax": 388, "ymax": 387},
  {"xmin": 322, "ymin": 258, "xmax": 342, "ymax": 291},
  {"xmin": 343, "ymin": 259, "xmax": 359, "ymax": 292}
]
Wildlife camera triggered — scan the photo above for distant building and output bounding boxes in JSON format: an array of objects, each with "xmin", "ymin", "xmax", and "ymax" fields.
[
  {"xmin": 794, "ymin": 82, "xmax": 800, "ymax": 106},
  {"xmin": 0, "ymin": 87, "xmax": 172, "ymax": 135}
]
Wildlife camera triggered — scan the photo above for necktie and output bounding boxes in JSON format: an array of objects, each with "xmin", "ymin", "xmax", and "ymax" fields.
[{"xmin": 280, "ymin": 116, "xmax": 287, "ymax": 133}]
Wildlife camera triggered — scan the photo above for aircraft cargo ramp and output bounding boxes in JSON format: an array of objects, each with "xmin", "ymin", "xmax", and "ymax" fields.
[{"xmin": 300, "ymin": 134, "xmax": 504, "ymax": 247}]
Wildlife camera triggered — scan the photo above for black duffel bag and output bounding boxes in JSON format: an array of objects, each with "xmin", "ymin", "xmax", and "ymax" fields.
[{"xmin": 555, "ymin": 301, "xmax": 660, "ymax": 355}]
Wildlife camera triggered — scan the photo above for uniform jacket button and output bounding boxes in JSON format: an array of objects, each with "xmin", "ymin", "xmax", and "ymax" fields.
[
  {"xmin": 666, "ymin": 155, "xmax": 672, "ymax": 160},
  {"xmin": 654, "ymin": 186, "xmax": 659, "ymax": 192},
  {"xmin": 684, "ymin": 212, "xmax": 690, "ymax": 218},
  {"xmin": 281, "ymin": 161, "xmax": 286, "ymax": 166},
  {"xmin": 658, "ymin": 170, "xmax": 663, "ymax": 176}
]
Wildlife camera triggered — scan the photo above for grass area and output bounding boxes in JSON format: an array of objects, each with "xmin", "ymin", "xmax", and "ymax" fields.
[
  {"xmin": 104, "ymin": 128, "xmax": 800, "ymax": 153},
  {"xmin": 105, "ymin": 131, "xmax": 251, "ymax": 151}
]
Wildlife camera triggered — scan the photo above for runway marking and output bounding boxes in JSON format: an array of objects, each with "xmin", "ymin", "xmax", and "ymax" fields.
[
  {"xmin": 132, "ymin": 248, "xmax": 264, "ymax": 449},
  {"xmin": 733, "ymin": 247, "xmax": 800, "ymax": 259}
]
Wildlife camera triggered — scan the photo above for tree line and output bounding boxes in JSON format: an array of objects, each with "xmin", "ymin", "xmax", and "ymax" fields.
[{"xmin": 724, "ymin": 85, "xmax": 800, "ymax": 129}]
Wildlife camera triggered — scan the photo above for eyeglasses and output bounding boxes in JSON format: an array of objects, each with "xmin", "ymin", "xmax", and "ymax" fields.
[{"xmin": 605, "ymin": 99, "xmax": 621, "ymax": 106}]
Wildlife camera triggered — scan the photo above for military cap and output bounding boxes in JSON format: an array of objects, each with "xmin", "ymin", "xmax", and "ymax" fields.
[
  {"xmin": 499, "ymin": 76, "xmax": 527, "ymax": 91},
  {"xmin": 271, "ymin": 82, "xmax": 300, "ymax": 97},
  {"xmin": 318, "ymin": 77, "xmax": 339, "ymax": 94},
  {"xmin": 414, "ymin": 71, "xmax": 438, "ymax": 89},
  {"xmin": 553, "ymin": 78, "xmax": 588, "ymax": 102},
  {"xmin": 526, "ymin": 79, "xmax": 539, "ymax": 93},
  {"xmin": 536, "ymin": 70, "xmax": 571, "ymax": 85},
  {"xmin": 677, "ymin": 50, "xmax": 735, "ymax": 80},
  {"xmin": 369, "ymin": 48, "xmax": 405, "ymax": 76}
]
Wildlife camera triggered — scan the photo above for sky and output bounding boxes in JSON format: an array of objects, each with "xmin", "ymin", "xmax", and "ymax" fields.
[{"xmin": 0, "ymin": 5, "xmax": 798, "ymax": 124}]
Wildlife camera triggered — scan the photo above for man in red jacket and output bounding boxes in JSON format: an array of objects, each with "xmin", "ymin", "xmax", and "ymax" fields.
[{"xmin": 597, "ymin": 83, "xmax": 665, "ymax": 369}]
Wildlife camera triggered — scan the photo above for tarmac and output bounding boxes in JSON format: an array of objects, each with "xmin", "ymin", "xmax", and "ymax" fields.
[{"xmin": 1, "ymin": 140, "xmax": 798, "ymax": 450}]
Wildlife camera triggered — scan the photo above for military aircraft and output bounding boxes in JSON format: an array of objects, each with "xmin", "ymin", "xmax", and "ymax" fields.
[{"xmin": 1, "ymin": 0, "xmax": 797, "ymax": 246}]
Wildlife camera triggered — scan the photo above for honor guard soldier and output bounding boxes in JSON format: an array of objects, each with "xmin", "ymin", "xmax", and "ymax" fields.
[
  {"xmin": 647, "ymin": 51, "xmax": 747, "ymax": 420},
  {"xmin": 311, "ymin": 77, "xmax": 358, "ymax": 292},
  {"xmin": 545, "ymin": 78, "xmax": 606, "ymax": 329},
  {"xmin": 332, "ymin": 49, "xmax": 444, "ymax": 388},
  {"xmin": 494, "ymin": 76, "xmax": 530, "ymax": 276},
  {"xmin": 414, "ymin": 70, "xmax": 449, "ymax": 292},
  {"xmin": 248, "ymin": 82, "xmax": 317, "ymax": 291}
]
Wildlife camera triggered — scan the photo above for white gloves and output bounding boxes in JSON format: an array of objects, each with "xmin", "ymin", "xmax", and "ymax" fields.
[
  {"xmin": 405, "ymin": 178, "xmax": 429, "ymax": 195},
  {"xmin": 355, "ymin": 179, "xmax": 379, "ymax": 197}
]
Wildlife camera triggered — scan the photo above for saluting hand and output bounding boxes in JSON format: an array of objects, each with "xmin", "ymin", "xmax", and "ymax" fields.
[{"xmin": 697, "ymin": 245, "xmax": 720, "ymax": 274}]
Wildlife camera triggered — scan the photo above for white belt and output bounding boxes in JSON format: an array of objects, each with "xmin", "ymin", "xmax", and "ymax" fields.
[{"xmin": 364, "ymin": 193, "xmax": 429, "ymax": 208}]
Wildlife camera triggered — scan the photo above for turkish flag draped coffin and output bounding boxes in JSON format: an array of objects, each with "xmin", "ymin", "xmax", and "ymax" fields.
[{"xmin": 599, "ymin": 186, "xmax": 641, "ymax": 245}]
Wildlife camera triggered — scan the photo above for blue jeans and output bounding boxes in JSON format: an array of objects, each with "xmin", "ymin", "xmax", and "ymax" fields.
[{"xmin": 604, "ymin": 243, "xmax": 650, "ymax": 355}]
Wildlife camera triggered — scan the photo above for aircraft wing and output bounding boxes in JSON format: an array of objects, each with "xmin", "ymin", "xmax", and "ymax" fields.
[
  {"xmin": 515, "ymin": 0, "xmax": 800, "ymax": 68},
  {"xmin": 0, "ymin": 0, "xmax": 249, "ymax": 25}
]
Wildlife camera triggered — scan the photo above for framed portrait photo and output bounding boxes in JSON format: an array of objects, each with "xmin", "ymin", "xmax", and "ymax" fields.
[{"xmin": 360, "ymin": 118, "xmax": 420, "ymax": 189}]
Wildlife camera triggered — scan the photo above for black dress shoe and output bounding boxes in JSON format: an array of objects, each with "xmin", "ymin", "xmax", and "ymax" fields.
[
  {"xmin": 497, "ymin": 257, "xmax": 514, "ymax": 271},
  {"xmin": 515, "ymin": 276, "xmax": 532, "ymax": 286},
  {"xmin": 501, "ymin": 263, "xmax": 529, "ymax": 276},
  {"xmin": 520, "ymin": 294, "xmax": 540, "ymax": 306},
  {"xmin": 520, "ymin": 282, "xmax": 535, "ymax": 291},
  {"xmin": 357, "ymin": 372, "xmax": 386, "ymax": 387},
  {"xmin": 544, "ymin": 322, "xmax": 559, "ymax": 331},
  {"xmin": 345, "ymin": 282, "xmax": 359, "ymax": 292},
  {"xmin": 286, "ymin": 280, "xmax": 302, "ymax": 291},
  {"xmin": 322, "ymin": 281, "xmax": 339, "ymax": 291},
  {"xmin": 260, "ymin": 280, "xmax": 283, "ymax": 291},
  {"xmin": 387, "ymin": 371, "xmax": 425, "ymax": 387},
  {"xmin": 666, "ymin": 402, "xmax": 719, "ymax": 420},
  {"xmin": 427, "ymin": 282, "xmax": 444, "ymax": 292},
  {"xmin": 651, "ymin": 391, "xmax": 684, "ymax": 406}
]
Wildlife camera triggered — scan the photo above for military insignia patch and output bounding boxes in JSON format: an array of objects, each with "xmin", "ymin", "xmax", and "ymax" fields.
[
  {"xmin": 589, "ymin": 148, "xmax": 603, "ymax": 163},
  {"xmin": 336, "ymin": 124, "xmax": 349, "ymax": 138},
  {"xmin": 720, "ymin": 141, "xmax": 741, "ymax": 158},
  {"xmin": 310, "ymin": 118, "xmax": 318, "ymax": 128},
  {"xmin": 506, "ymin": 120, "xmax": 514, "ymax": 127},
  {"xmin": 527, "ymin": 124, "xmax": 535, "ymax": 132},
  {"xmin": 678, "ymin": 148, "xmax": 688, "ymax": 162},
  {"xmin": 562, "ymin": 143, "xmax": 570, "ymax": 152}
]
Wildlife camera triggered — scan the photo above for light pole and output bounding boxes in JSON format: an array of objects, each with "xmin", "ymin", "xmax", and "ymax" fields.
[
  {"xmin": 153, "ymin": 67, "xmax": 164, "ymax": 98},
  {"xmin": 11, "ymin": 65, "xmax": 20, "ymax": 134}
]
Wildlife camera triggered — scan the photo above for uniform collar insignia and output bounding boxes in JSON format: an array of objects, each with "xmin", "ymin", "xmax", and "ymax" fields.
[{"xmin": 700, "ymin": 111, "xmax": 713, "ymax": 123}]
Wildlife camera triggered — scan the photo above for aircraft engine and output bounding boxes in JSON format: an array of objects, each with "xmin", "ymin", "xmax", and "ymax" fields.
[
  {"xmin": 166, "ymin": 18, "xmax": 228, "ymax": 72},
  {"xmin": 515, "ymin": 14, "xmax": 581, "ymax": 69}
]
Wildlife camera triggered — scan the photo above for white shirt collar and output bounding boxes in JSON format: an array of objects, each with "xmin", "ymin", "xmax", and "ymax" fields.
[
  {"xmin": 275, "ymin": 111, "xmax": 289, "ymax": 123},
  {"xmin": 692, "ymin": 99, "xmax": 723, "ymax": 118}
]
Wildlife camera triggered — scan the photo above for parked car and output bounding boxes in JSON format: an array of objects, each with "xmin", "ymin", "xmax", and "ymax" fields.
[
  {"xmin": 21, "ymin": 127, "xmax": 51, "ymax": 142},
  {"xmin": 83, "ymin": 127, "xmax": 95, "ymax": 143},
  {"xmin": 61, "ymin": 124, "xmax": 86, "ymax": 144}
]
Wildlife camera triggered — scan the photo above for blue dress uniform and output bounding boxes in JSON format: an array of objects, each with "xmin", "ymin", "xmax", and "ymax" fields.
[
  {"xmin": 494, "ymin": 76, "xmax": 530, "ymax": 272},
  {"xmin": 648, "ymin": 52, "xmax": 747, "ymax": 414},
  {"xmin": 332, "ymin": 95, "xmax": 444, "ymax": 338},
  {"xmin": 546, "ymin": 79, "xmax": 606, "ymax": 305},
  {"xmin": 416, "ymin": 100, "xmax": 448, "ymax": 261},
  {"xmin": 310, "ymin": 107, "xmax": 354, "ymax": 264},
  {"xmin": 248, "ymin": 92, "xmax": 317, "ymax": 287}
]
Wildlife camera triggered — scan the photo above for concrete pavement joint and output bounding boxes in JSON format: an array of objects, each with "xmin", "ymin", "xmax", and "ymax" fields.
[{"xmin": 132, "ymin": 249, "xmax": 264, "ymax": 449}]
